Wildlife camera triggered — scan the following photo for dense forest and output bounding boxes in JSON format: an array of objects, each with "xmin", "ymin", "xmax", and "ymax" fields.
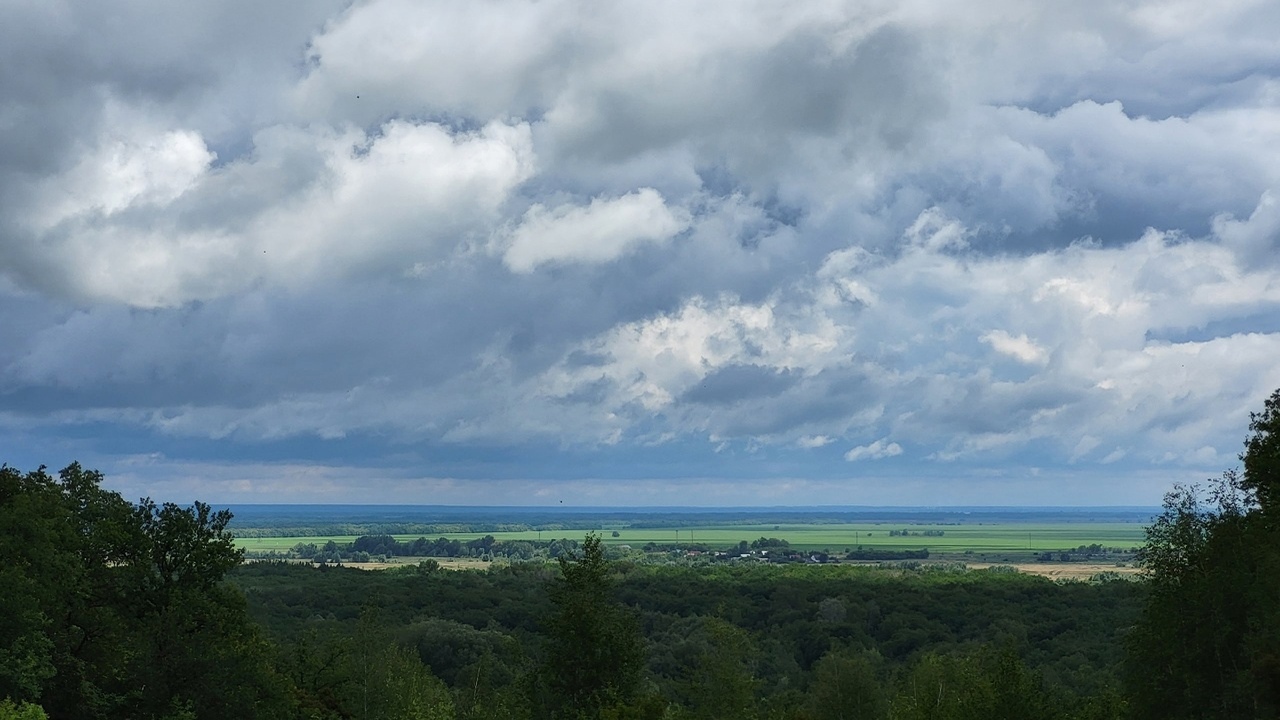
[{"xmin": 2, "ymin": 388, "xmax": 1278, "ymax": 719}]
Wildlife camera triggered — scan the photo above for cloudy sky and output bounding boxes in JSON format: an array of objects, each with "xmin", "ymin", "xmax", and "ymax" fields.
[{"xmin": 3, "ymin": 0, "xmax": 1279, "ymax": 506}]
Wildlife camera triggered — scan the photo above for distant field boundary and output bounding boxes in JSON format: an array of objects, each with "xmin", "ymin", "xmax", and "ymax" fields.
[
  {"xmin": 235, "ymin": 520, "xmax": 1147, "ymax": 556},
  {"xmin": 226, "ymin": 506, "xmax": 1159, "ymax": 538},
  {"xmin": 243, "ymin": 556, "xmax": 1138, "ymax": 581}
]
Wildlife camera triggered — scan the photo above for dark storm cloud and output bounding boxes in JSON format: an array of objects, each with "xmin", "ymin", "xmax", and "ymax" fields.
[
  {"xmin": 681, "ymin": 364, "xmax": 800, "ymax": 406},
  {"xmin": 543, "ymin": 23, "xmax": 943, "ymax": 164}
]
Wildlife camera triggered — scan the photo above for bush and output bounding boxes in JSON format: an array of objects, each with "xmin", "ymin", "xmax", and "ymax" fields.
[{"xmin": 0, "ymin": 700, "xmax": 47, "ymax": 720}]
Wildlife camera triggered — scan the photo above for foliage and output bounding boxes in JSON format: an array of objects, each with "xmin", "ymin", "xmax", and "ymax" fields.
[
  {"xmin": 845, "ymin": 549, "xmax": 929, "ymax": 561},
  {"xmin": 0, "ymin": 464, "xmax": 288, "ymax": 719},
  {"xmin": 0, "ymin": 700, "xmax": 47, "ymax": 720},
  {"xmin": 1126, "ymin": 387, "xmax": 1280, "ymax": 718},
  {"xmin": 232, "ymin": 546, "xmax": 1143, "ymax": 719},
  {"xmin": 4, "ymin": 457, "xmax": 1194, "ymax": 719},
  {"xmin": 889, "ymin": 647, "xmax": 1065, "ymax": 720},
  {"xmin": 1126, "ymin": 472, "xmax": 1280, "ymax": 717},
  {"xmin": 806, "ymin": 648, "xmax": 888, "ymax": 720},
  {"xmin": 1243, "ymin": 387, "xmax": 1280, "ymax": 516},
  {"xmin": 536, "ymin": 533, "xmax": 647, "ymax": 719},
  {"xmin": 656, "ymin": 617, "xmax": 760, "ymax": 720}
]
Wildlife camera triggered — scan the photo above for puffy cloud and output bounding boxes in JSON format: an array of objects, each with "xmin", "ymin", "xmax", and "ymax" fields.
[
  {"xmin": 524, "ymin": 218, "xmax": 1280, "ymax": 465},
  {"xmin": 503, "ymin": 189, "xmax": 690, "ymax": 271},
  {"xmin": 1214, "ymin": 191, "xmax": 1280, "ymax": 264},
  {"xmin": 31, "ymin": 123, "xmax": 214, "ymax": 229},
  {"xmin": 982, "ymin": 331, "xmax": 1048, "ymax": 365},
  {"xmin": 13, "ymin": 119, "xmax": 533, "ymax": 306},
  {"xmin": 537, "ymin": 293, "xmax": 845, "ymax": 417},
  {"xmin": 844, "ymin": 439, "xmax": 903, "ymax": 462}
]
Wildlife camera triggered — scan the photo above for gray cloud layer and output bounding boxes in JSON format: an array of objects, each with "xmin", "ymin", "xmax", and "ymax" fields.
[{"xmin": 2, "ymin": 0, "xmax": 1278, "ymax": 503}]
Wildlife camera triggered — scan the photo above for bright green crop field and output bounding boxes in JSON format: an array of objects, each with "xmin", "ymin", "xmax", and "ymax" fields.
[{"xmin": 235, "ymin": 521, "xmax": 1146, "ymax": 554}]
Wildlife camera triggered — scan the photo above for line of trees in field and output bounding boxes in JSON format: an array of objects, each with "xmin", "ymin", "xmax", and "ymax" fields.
[
  {"xmin": 280, "ymin": 533, "xmax": 939, "ymax": 566},
  {"xmin": 1034, "ymin": 544, "xmax": 1137, "ymax": 563},
  {"xmin": 281, "ymin": 534, "xmax": 1136, "ymax": 567},
  {"xmin": 844, "ymin": 548, "xmax": 930, "ymax": 561},
  {"xmin": 288, "ymin": 534, "xmax": 564, "ymax": 563}
]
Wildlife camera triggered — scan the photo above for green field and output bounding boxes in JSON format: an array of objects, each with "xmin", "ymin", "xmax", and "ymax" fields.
[{"xmin": 235, "ymin": 521, "xmax": 1146, "ymax": 555}]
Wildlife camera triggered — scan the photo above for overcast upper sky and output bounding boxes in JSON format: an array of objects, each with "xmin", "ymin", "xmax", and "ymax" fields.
[{"xmin": 3, "ymin": 0, "xmax": 1279, "ymax": 506}]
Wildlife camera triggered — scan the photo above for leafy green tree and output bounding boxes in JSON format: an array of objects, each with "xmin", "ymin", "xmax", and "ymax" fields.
[
  {"xmin": 118, "ymin": 496, "xmax": 293, "ymax": 719},
  {"xmin": 11, "ymin": 463, "xmax": 143, "ymax": 719},
  {"xmin": 667, "ymin": 617, "xmax": 760, "ymax": 720},
  {"xmin": 277, "ymin": 608, "xmax": 456, "ymax": 720},
  {"xmin": 376, "ymin": 644, "xmax": 455, "ymax": 720},
  {"xmin": 0, "ymin": 467, "xmax": 63, "ymax": 705},
  {"xmin": 398, "ymin": 617, "xmax": 525, "ymax": 688},
  {"xmin": 1126, "ymin": 475, "xmax": 1262, "ymax": 718},
  {"xmin": 1244, "ymin": 388, "xmax": 1280, "ymax": 515},
  {"xmin": 890, "ymin": 648, "xmax": 1061, "ymax": 720},
  {"xmin": 0, "ymin": 463, "xmax": 295, "ymax": 720},
  {"xmin": 0, "ymin": 699, "xmax": 48, "ymax": 720},
  {"xmin": 1131, "ymin": 471, "xmax": 1280, "ymax": 712},
  {"xmin": 1127, "ymin": 388, "xmax": 1280, "ymax": 718},
  {"xmin": 452, "ymin": 655, "xmax": 531, "ymax": 720},
  {"xmin": 537, "ymin": 533, "xmax": 646, "ymax": 719},
  {"xmin": 806, "ymin": 648, "xmax": 887, "ymax": 720},
  {"xmin": 280, "ymin": 626, "xmax": 354, "ymax": 719}
]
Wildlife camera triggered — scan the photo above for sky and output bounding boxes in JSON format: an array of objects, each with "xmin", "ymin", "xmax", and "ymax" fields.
[{"xmin": 2, "ymin": 0, "xmax": 1279, "ymax": 506}]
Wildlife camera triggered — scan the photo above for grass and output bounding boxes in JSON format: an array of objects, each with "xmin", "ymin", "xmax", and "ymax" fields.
[{"xmin": 235, "ymin": 521, "xmax": 1146, "ymax": 555}]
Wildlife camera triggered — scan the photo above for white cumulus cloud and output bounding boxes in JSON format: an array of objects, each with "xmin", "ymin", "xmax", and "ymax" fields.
[
  {"xmin": 503, "ymin": 189, "xmax": 690, "ymax": 272},
  {"xmin": 845, "ymin": 439, "xmax": 903, "ymax": 461},
  {"xmin": 982, "ymin": 330, "xmax": 1049, "ymax": 364}
]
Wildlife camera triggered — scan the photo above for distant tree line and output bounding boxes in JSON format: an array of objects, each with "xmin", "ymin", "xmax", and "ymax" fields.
[
  {"xmin": 845, "ymin": 548, "xmax": 931, "ymax": 561},
  {"xmin": 289, "ymin": 535, "xmax": 566, "ymax": 563},
  {"xmin": 1035, "ymin": 544, "xmax": 1137, "ymax": 563}
]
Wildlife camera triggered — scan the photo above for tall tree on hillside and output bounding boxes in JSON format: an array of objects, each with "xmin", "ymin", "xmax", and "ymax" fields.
[
  {"xmin": 1243, "ymin": 388, "xmax": 1280, "ymax": 517},
  {"xmin": 0, "ymin": 463, "xmax": 292, "ymax": 720},
  {"xmin": 0, "ymin": 466, "xmax": 64, "ymax": 707},
  {"xmin": 535, "ymin": 533, "xmax": 646, "ymax": 720},
  {"xmin": 1127, "ymin": 388, "xmax": 1280, "ymax": 718}
]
